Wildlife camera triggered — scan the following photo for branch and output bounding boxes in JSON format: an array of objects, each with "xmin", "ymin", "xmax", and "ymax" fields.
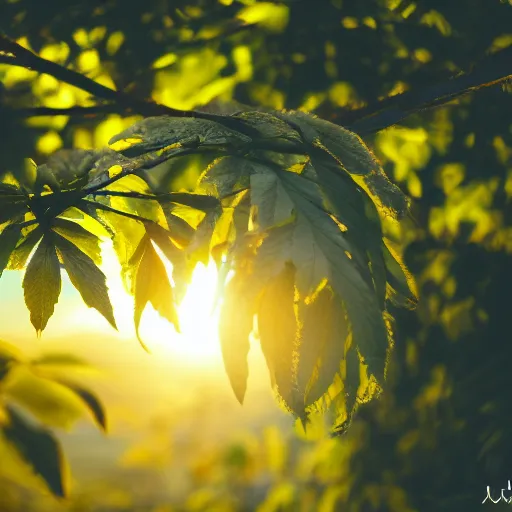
[
  {"xmin": 1, "ymin": 104, "xmax": 129, "ymax": 118},
  {"xmin": 0, "ymin": 34, "xmax": 258, "ymax": 135},
  {"xmin": 321, "ymin": 46, "xmax": 512, "ymax": 135}
]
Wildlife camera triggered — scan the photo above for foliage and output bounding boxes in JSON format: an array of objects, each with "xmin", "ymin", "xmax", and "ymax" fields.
[
  {"xmin": 0, "ymin": 105, "xmax": 416, "ymax": 434},
  {"xmin": 0, "ymin": 340, "xmax": 106, "ymax": 497},
  {"xmin": 1, "ymin": 0, "xmax": 512, "ymax": 509}
]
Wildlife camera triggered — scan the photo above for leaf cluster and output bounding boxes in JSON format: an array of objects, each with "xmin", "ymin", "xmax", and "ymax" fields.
[{"xmin": 0, "ymin": 108, "xmax": 416, "ymax": 433}]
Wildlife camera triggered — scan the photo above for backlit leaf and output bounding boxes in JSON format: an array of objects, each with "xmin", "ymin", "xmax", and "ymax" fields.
[
  {"xmin": 22, "ymin": 234, "xmax": 61, "ymax": 334},
  {"xmin": 219, "ymin": 275, "xmax": 254, "ymax": 404},
  {"xmin": 131, "ymin": 234, "xmax": 179, "ymax": 348},
  {"xmin": 54, "ymin": 233, "xmax": 116, "ymax": 329}
]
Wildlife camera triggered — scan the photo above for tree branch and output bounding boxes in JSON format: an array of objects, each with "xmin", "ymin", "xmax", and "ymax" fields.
[
  {"xmin": 321, "ymin": 46, "xmax": 512, "ymax": 135},
  {"xmin": 2, "ymin": 34, "xmax": 510, "ymax": 137},
  {"xmin": 0, "ymin": 34, "xmax": 257, "ymax": 135}
]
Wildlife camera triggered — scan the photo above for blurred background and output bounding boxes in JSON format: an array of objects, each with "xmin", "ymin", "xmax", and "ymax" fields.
[{"xmin": 1, "ymin": 0, "xmax": 512, "ymax": 510}]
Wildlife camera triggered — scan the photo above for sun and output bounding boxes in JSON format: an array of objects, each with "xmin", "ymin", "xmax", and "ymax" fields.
[
  {"xmin": 138, "ymin": 258, "xmax": 223, "ymax": 362},
  {"xmin": 87, "ymin": 241, "xmax": 225, "ymax": 365}
]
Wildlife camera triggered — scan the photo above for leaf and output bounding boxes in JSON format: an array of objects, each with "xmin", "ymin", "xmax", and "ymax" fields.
[
  {"xmin": 250, "ymin": 172, "xmax": 294, "ymax": 230},
  {"xmin": 54, "ymin": 234, "xmax": 116, "ymax": 329},
  {"xmin": 56, "ymin": 380, "xmax": 107, "ymax": 432},
  {"xmin": 7, "ymin": 227, "xmax": 43, "ymax": 270},
  {"xmin": 257, "ymin": 264, "xmax": 300, "ymax": 412},
  {"xmin": 31, "ymin": 353, "xmax": 89, "ymax": 367},
  {"xmin": 130, "ymin": 234, "xmax": 179, "ymax": 347},
  {"xmin": 219, "ymin": 274, "xmax": 254, "ymax": 404},
  {"xmin": 22, "ymin": 234, "xmax": 62, "ymax": 334},
  {"xmin": 36, "ymin": 149, "xmax": 103, "ymax": 191},
  {"xmin": 343, "ymin": 343, "xmax": 361, "ymax": 420},
  {"xmin": 52, "ymin": 217, "xmax": 102, "ymax": 265},
  {"xmin": 160, "ymin": 192, "xmax": 219, "ymax": 211},
  {"xmin": 278, "ymin": 110, "xmax": 382, "ymax": 176},
  {"xmin": 0, "ymin": 200, "xmax": 28, "ymax": 225},
  {"xmin": 308, "ymin": 152, "xmax": 387, "ymax": 307},
  {"xmin": 0, "ymin": 224, "xmax": 22, "ymax": 278},
  {"xmin": 0, "ymin": 340, "xmax": 21, "ymax": 382},
  {"xmin": 144, "ymin": 221, "xmax": 191, "ymax": 300},
  {"xmin": 382, "ymin": 240, "xmax": 418, "ymax": 308},
  {"xmin": 2, "ymin": 405, "xmax": 66, "ymax": 497},
  {"xmin": 109, "ymin": 116, "xmax": 251, "ymax": 156},
  {"xmin": 200, "ymin": 156, "xmax": 254, "ymax": 198},
  {"xmin": 4, "ymin": 366, "xmax": 89, "ymax": 429},
  {"xmin": 240, "ymin": 163, "xmax": 389, "ymax": 382},
  {"xmin": 232, "ymin": 110, "xmax": 303, "ymax": 148},
  {"xmin": 297, "ymin": 288, "xmax": 348, "ymax": 408}
]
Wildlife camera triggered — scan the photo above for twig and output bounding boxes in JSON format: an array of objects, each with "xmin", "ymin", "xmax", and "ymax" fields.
[
  {"xmin": 0, "ymin": 34, "xmax": 261, "ymax": 136},
  {"xmin": 321, "ymin": 46, "xmax": 512, "ymax": 135}
]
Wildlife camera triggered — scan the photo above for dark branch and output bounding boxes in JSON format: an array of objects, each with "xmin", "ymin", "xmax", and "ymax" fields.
[
  {"xmin": 0, "ymin": 34, "xmax": 257, "ymax": 134},
  {"xmin": 321, "ymin": 46, "xmax": 512, "ymax": 135},
  {"xmin": 2, "ymin": 34, "xmax": 510, "ymax": 137}
]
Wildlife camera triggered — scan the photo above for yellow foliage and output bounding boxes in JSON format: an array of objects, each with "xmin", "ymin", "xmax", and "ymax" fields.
[
  {"xmin": 106, "ymin": 31, "xmax": 125, "ymax": 55},
  {"xmin": 36, "ymin": 131, "xmax": 63, "ymax": 155},
  {"xmin": 435, "ymin": 163, "xmax": 465, "ymax": 195},
  {"xmin": 263, "ymin": 426, "xmax": 288, "ymax": 475},
  {"xmin": 341, "ymin": 17, "xmax": 358, "ymax": 29},
  {"xmin": 39, "ymin": 42, "xmax": 70, "ymax": 64},
  {"xmin": 238, "ymin": 3, "xmax": 290, "ymax": 32},
  {"xmin": 328, "ymin": 82, "xmax": 356, "ymax": 107},
  {"xmin": 233, "ymin": 46, "xmax": 253, "ymax": 81},
  {"xmin": 78, "ymin": 49, "xmax": 100, "ymax": 73},
  {"xmin": 152, "ymin": 53, "xmax": 178, "ymax": 70},
  {"xmin": 420, "ymin": 10, "xmax": 452, "ymax": 36}
]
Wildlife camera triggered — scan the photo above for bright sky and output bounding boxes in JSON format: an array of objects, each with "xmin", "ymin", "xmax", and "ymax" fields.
[{"xmin": 0, "ymin": 247, "xmax": 283, "ymax": 434}]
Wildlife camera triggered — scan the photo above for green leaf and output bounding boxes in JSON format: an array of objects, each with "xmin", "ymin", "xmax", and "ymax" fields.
[
  {"xmin": 52, "ymin": 217, "xmax": 102, "ymax": 265},
  {"xmin": 7, "ymin": 227, "xmax": 43, "ymax": 270},
  {"xmin": 144, "ymin": 221, "xmax": 190, "ymax": 301},
  {"xmin": 0, "ymin": 340, "xmax": 21, "ymax": 382},
  {"xmin": 54, "ymin": 234, "xmax": 117, "ymax": 330},
  {"xmin": 130, "ymin": 234, "xmax": 179, "ymax": 348},
  {"xmin": 56, "ymin": 380, "xmax": 107, "ymax": 432},
  {"xmin": 257, "ymin": 264, "xmax": 300, "ymax": 413},
  {"xmin": 22, "ymin": 234, "xmax": 62, "ymax": 334},
  {"xmin": 219, "ymin": 275, "xmax": 254, "ymax": 405},
  {"xmin": 232, "ymin": 110, "xmax": 303, "ymax": 148},
  {"xmin": 250, "ymin": 171, "xmax": 294, "ymax": 230},
  {"xmin": 278, "ymin": 110, "xmax": 382, "ymax": 176},
  {"xmin": 0, "ymin": 224, "xmax": 22, "ymax": 278},
  {"xmin": 308, "ymin": 152, "xmax": 387, "ymax": 307},
  {"xmin": 160, "ymin": 192, "xmax": 219, "ymax": 211},
  {"xmin": 200, "ymin": 156, "xmax": 254, "ymax": 198},
  {"xmin": 35, "ymin": 148, "xmax": 105, "ymax": 192},
  {"xmin": 297, "ymin": 288, "xmax": 348, "ymax": 408},
  {"xmin": 2, "ymin": 405, "xmax": 66, "ymax": 497},
  {"xmin": 109, "ymin": 116, "xmax": 251, "ymax": 156},
  {"xmin": 343, "ymin": 343, "xmax": 361, "ymax": 421},
  {"xmin": 0, "ymin": 200, "xmax": 28, "ymax": 225}
]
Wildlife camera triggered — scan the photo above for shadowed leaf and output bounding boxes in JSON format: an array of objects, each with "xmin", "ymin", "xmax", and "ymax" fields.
[
  {"xmin": 2, "ymin": 405, "xmax": 66, "ymax": 497},
  {"xmin": 56, "ymin": 380, "xmax": 107, "ymax": 431},
  {"xmin": 0, "ymin": 224, "xmax": 22, "ymax": 278}
]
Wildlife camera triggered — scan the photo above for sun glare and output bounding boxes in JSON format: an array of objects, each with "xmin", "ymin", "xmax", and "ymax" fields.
[
  {"xmin": 69, "ymin": 241, "xmax": 225, "ymax": 365},
  {"xmin": 138, "ymin": 257, "xmax": 223, "ymax": 362}
]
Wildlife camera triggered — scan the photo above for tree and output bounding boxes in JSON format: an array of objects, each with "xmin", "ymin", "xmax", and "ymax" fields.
[{"xmin": 1, "ymin": 0, "xmax": 511, "ymax": 508}]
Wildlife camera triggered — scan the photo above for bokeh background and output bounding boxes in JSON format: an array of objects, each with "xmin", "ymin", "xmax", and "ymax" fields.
[{"xmin": 1, "ymin": 0, "xmax": 512, "ymax": 510}]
